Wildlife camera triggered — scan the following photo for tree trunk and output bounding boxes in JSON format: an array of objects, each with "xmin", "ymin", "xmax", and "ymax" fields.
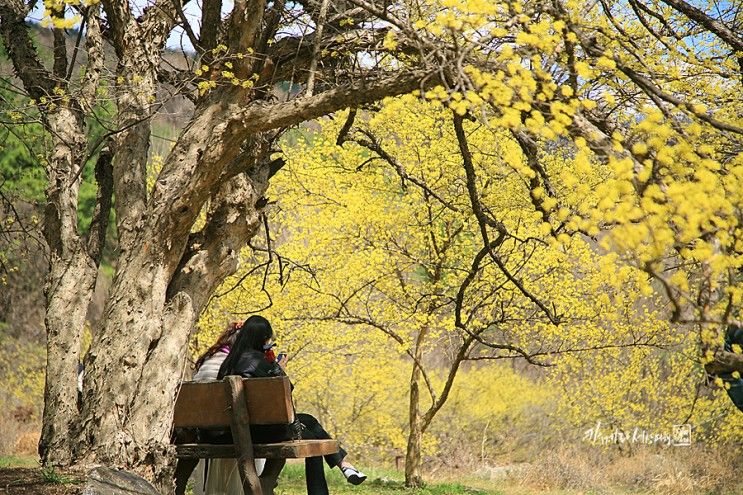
[
  {"xmin": 40, "ymin": 246, "xmax": 97, "ymax": 465},
  {"xmin": 404, "ymin": 326, "xmax": 428, "ymax": 487},
  {"xmin": 73, "ymin": 154, "xmax": 273, "ymax": 488},
  {"xmin": 38, "ymin": 108, "xmax": 99, "ymax": 466},
  {"xmin": 405, "ymin": 384, "xmax": 424, "ymax": 488},
  {"xmin": 405, "ymin": 374, "xmax": 423, "ymax": 487},
  {"xmin": 75, "ymin": 254, "xmax": 190, "ymax": 475}
]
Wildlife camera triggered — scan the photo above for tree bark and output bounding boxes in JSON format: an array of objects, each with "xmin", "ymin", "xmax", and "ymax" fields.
[
  {"xmin": 405, "ymin": 384, "xmax": 424, "ymax": 488},
  {"xmin": 38, "ymin": 107, "xmax": 100, "ymax": 466},
  {"xmin": 40, "ymin": 247, "xmax": 97, "ymax": 465},
  {"xmin": 404, "ymin": 326, "xmax": 428, "ymax": 488}
]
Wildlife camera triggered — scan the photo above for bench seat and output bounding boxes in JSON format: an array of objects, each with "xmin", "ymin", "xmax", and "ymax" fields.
[{"xmin": 175, "ymin": 439, "xmax": 340, "ymax": 459}]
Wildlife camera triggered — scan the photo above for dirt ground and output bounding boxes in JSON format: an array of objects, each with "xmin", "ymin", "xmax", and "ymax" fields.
[{"xmin": 0, "ymin": 468, "xmax": 82, "ymax": 495}]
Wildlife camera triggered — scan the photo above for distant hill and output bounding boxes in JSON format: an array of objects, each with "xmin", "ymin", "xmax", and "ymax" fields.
[{"xmin": 1, "ymin": 21, "xmax": 194, "ymax": 152}]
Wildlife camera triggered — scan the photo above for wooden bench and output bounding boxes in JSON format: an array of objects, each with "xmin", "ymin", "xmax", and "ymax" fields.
[{"xmin": 172, "ymin": 375, "xmax": 339, "ymax": 495}]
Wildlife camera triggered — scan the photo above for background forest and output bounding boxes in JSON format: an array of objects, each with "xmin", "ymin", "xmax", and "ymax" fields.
[{"xmin": 1, "ymin": 8, "xmax": 743, "ymax": 494}]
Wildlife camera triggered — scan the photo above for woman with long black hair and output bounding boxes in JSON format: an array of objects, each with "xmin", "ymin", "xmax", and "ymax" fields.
[{"xmin": 218, "ymin": 315, "xmax": 367, "ymax": 495}]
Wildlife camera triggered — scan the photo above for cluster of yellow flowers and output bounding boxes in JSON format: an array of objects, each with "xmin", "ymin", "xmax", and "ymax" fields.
[{"xmin": 197, "ymin": 88, "xmax": 742, "ymax": 452}]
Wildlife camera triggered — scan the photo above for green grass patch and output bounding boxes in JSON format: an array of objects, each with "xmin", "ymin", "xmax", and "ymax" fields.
[
  {"xmin": 40, "ymin": 466, "xmax": 79, "ymax": 485},
  {"xmin": 0, "ymin": 455, "xmax": 38, "ymax": 468},
  {"xmin": 275, "ymin": 463, "xmax": 502, "ymax": 495}
]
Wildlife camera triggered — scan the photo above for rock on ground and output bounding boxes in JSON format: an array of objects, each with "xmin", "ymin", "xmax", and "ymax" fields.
[{"xmin": 82, "ymin": 467, "xmax": 160, "ymax": 495}]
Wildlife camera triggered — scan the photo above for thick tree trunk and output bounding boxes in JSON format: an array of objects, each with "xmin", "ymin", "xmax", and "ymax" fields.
[
  {"xmin": 38, "ymin": 108, "xmax": 99, "ymax": 466},
  {"xmin": 74, "ymin": 154, "xmax": 273, "ymax": 488},
  {"xmin": 75, "ymin": 285, "xmax": 195, "ymax": 488},
  {"xmin": 40, "ymin": 246, "xmax": 97, "ymax": 465},
  {"xmin": 75, "ymin": 255, "xmax": 186, "ymax": 467}
]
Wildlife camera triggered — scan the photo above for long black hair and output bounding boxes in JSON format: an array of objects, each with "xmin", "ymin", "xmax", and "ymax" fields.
[{"xmin": 219, "ymin": 315, "xmax": 274, "ymax": 375}]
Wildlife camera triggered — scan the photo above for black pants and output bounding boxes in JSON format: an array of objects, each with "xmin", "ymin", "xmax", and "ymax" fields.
[{"xmin": 296, "ymin": 413, "xmax": 347, "ymax": 495}]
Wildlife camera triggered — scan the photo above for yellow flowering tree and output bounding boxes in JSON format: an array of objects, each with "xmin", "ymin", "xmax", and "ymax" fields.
[
  {"xmin": 199, "ymin": 94, "xmax": 736, "ymax": 485},
  {"xmin": 401, "ymin": 0, "xmax": 743, "ymax": 374}
]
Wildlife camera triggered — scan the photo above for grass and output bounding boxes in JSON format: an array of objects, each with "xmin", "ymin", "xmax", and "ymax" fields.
[
  {"xmin": 274, "ymin": 463, "xmax": 501, "ymax": 495},
  {"xmin": 39, "ymin": 466, "xmax": 79, "ymax": 485},
  {"xmin": 273, "ymin": 464, "xmax": 661, "ymax": 495},
  {"xmin": 0, "ymin": 454, "xmax": 38, "ymax": 468},
  {"xmin": 1, "ymin": 455, "xmax": 81, "ymax": 486}
]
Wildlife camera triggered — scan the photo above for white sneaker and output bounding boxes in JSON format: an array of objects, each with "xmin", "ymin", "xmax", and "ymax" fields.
[{"xmin": 341, "ymin": 466, "xmax": 367, "ymax": 485}]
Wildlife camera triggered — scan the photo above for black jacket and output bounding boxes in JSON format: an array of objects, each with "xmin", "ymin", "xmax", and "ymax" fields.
[
  {"xmin": 723, "ymin": 324, "xmax": 743, "ymax": 413},
  {"xmin": 214, "ymin": 348, "xmax": 300, "ymax": 442},
  {"xmin": 217, "ymin": 348, "xmax": 286, "ymax": 380}
]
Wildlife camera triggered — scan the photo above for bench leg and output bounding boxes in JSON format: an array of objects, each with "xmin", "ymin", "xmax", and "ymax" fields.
[
  {"xmin": 236, "ymin": 455, "xmax": 263, "ymax": 495},
  {"xmin": 174, "ymin": 458, "xmax": 199, "ymax": 495},
  {"xmin": 226, "ymin": 377, "xmax": 263, "ymax": 495},
  {"xmin": 259, "ymin": 459, "xmax": 286, "ymax": 495}
]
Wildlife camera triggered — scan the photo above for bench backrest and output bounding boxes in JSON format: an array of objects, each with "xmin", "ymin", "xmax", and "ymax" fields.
[{"xmin": 173, "ymin": 376, "xmax": 294, "ymax": 428}]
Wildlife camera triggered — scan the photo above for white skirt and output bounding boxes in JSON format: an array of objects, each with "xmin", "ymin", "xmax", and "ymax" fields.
[{"xmin": 192, "ymin": 458, "xmax": 266, "ymax": 495}]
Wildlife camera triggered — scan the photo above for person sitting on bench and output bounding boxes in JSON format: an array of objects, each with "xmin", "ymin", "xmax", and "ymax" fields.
[
  {"xmin": 190, "ymin": 321, "xmax": 267, "ymax": 494},
  {"xmin": 720, "ymin": 324, "xmax": 743, "ymax": 413},
  {"xmin": 217, "ymin": 315, "xmax": 367, "ymax": 495}
]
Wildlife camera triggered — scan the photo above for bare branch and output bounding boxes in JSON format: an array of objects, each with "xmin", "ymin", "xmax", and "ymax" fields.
[
  {"xmin": 340, "ymin": 127, "xmax": 461, "ymax": 213},
  {"xmin": 658, "ymin": 0, "xmax": 743, "ymax": 53},
  {"xmin": 170, "ymin": 0, "xmax": 199, "ymax": 52},
  {"xmin": 453, "ymin": 114, "xmax": 560, "ymax": 325}
]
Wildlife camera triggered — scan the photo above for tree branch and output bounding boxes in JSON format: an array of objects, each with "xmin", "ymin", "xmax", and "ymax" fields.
[
  {"xmin": 79, "ymin": 7, "xmax": 104, "ymax": 105},
  {"xmin": 166, "ymin": 140, "xmax": 277, "ymax": 314},
  {"xmin": 199, "ymin": 0, "xmax": 223, "ymax": 53},
  {"xmin": 305, "ymin": 0, "xmax": 330, "ymax": 97},
  {"xmin": 227, "ymin": 0, "xmax": 268, "ymax": 78},
  {"xmin": 705, "ymin": 350, "xmax": 743, "ymax": 375},
  {"xmin": 0, "ymin": 3, "xmax": 55, "ymax": 100},
  {"xmin": 170, "ymin": 0, "xmax": 199, "ymax": 52},
  {"xmin": 150, "ymin": 70, "xmax": 435, "ymax": 267},
  {"xmin": 421, "ymin": 334, "xmax": 475, "ymax": 429},
  {"xmin": 100, "ymin": 0, "xmax": 131, "ymax": 59},
  {"xmin": 658, "ymin": 0, "xmax": 743, "ymax": 53},
  {"xmin": 51, "ymin": 6, "xmax": 68, "ymax": 82},
  {"xmin": 453, "ymin": 114, "xmax": 560, "ymax": 325},
  {"xmin": 339, "ymin": 128, "xmax": 461, "ymax": 213}
]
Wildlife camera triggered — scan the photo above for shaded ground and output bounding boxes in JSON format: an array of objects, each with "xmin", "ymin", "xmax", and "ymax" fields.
[
  {"xmin": 0, "ymin": 464, "xmax": 490, "ymax": 495},
  {"xmin": 0, "ymin": 463, "xmax": 676, "ymax": 495},
  {"xmin": 0, "ymin": 467, "xmax": 82, "ymax": 495},
  {"xmin": 9, "ymin": 457, "xmax": 738, "ymax": 495}
]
